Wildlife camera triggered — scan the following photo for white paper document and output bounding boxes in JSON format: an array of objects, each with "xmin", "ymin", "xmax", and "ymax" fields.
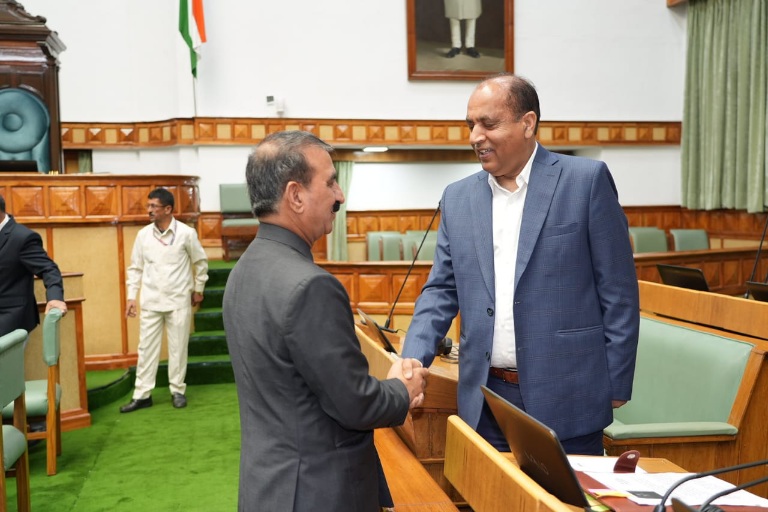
[
  {"xmin": 568, "ymin": 455, "xmax": 647, "ymax": 474},
  {"xmin": 584, "ymin": 472, "xmax": 768, "ymax": 507}
]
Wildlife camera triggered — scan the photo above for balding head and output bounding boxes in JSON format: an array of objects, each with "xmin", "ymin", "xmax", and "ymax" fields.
[{"xmin": 476, "ymin": 73, "xmax": 541, "ymax": 134}]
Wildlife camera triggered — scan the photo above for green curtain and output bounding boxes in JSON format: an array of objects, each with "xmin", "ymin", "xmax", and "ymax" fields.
[
  {"xmin": 327, "ymin": 160, "xmax": 353, "ymax": 260},
  {"xmin": 77, "ymin": 150, "xmax": 93, "ymax": 173},
  {"xmin": 681, "ymin": 0, "xmax": 767, "ymax": 212}
]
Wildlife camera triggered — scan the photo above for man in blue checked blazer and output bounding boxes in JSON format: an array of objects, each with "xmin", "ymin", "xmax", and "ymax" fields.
[{"xmin": 402, "ymin": 74, "xmax": 640, "ymax": 455}]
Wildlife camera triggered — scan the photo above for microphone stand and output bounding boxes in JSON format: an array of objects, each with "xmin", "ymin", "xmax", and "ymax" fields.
[
  {"xmin": 745, "ymin": 211, "xmax": 768, "ymax": 298},
  {"xmin": 699, "ymin": 474, "xmax": 768, "ymax": 512},
  {"xmin": 382, "ymin": 202, "xmax": 441, "ymax": 332},
  {"xmin": 653, "ymin": 458, "xmax": 768, "ymax": 512}
]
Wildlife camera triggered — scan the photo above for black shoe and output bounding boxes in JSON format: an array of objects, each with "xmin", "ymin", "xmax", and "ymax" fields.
[
  {"xmin": 445, "ymin": 47, "xmax": 461, "ymax": 58},
  {"xmin": 119, "ymin": 397, "xmax": 153, "ymax": 413},
  {"xmin": 172, "ymin": 393, "xmax": 187, "ymax": 409},
  {"xmin": 465, "ymin": 47, "xmax": 480, "ymax": 58}
]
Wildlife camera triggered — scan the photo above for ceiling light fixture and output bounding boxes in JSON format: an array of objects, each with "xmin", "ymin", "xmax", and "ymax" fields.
[{"xmin": 362, "ymin": 146, "xmax": 389, "ymax": 153}]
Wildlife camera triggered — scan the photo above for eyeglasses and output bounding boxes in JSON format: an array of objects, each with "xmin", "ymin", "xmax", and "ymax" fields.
[{"xmin": 147, "ymin": 203, "xmax": 168, "ymax": 210}]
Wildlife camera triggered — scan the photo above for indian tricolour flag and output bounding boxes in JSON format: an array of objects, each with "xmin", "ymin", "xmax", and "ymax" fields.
[{"xmin": 179, "ymin": 0, "xmax": 207, "ymax": 78}]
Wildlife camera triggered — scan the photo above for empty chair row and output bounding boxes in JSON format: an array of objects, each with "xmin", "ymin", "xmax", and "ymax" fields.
[
  {"xmin": 628, "ymin": 227, "xmax": 710, "ymax": 253},
  {"xmin": 366, "ymin": 230, "xmax": 437, "ymax": 262}
]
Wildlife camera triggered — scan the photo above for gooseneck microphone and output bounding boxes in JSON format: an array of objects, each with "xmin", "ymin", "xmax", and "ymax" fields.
[
  {"xmin": 653, "ymin": 458, "xmax": 768, "ymax": 512},
  {"xmin": 381, "ymin": 201, "xmax": 441, "ymax": 333},
  {"xmin": 698, "ymin": 474, "xmax": 768, "ymax": 512},
  {"xmin": 744, "ymin": 212, "xmax": 768, "ymax": 298}
]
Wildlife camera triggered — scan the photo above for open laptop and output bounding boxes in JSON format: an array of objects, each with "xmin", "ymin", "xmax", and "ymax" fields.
[
  {"xmin": 356, "ymin": 309, "xmax": 398, "ymax": 354},
  {"xmin": 481, "ymin": 386, "xmax": 591, "ymax": 508},
  {"xmin": 746, "ymin": 281, "xmax": 768, "ymax": 302},
  {"xmin": 656, "ymin": 264, "xmax": 709, "ymax": 291}
]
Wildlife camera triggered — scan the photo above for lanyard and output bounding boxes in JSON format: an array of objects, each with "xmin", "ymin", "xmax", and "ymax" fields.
[{"xmin": 154, "ymin": 219, "xmax": 177, "ymax": 246}]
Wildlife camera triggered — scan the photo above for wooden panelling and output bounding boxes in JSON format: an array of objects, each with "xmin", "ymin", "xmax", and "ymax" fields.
[
  {"xmin": 2, "ymin": 174, "xmax": 201, "ymax": 370},
  {"xmin": 61, "ymin": 118, "xmax": 682, "ymax": 149},
  {"xmin": 624, "ymin": 205, "xmax": 768, "ymax": 239},
  {"xmin": 335, "ymin": 149, "xmax": 478, "ymax": 162},
  {"xmin": 198, "ymin": 212, "xmax": 222, "ymax": 246},
  {"xmin": 321, "ymin": 262, "xmax": 433, "ymax": 321},
  {"xmin": 347, "ymin": 209, "xmax": 442, "ymax": 237},
  {"xmin": 2, "ymin": 173, "xmax": 200, "ymax": 225},
  {"xmin": 350, "ymin": 206, "xmax": 767, "ymax": 244}
]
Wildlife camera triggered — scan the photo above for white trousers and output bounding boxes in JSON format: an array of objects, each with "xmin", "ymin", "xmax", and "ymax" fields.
[
  {"xmin": 133, "ymin": 306, "xmax": 192, "ymax": 399},
  {"xmin": 449, "ymin": 18, "xmax": 477, "ymax": 48}
]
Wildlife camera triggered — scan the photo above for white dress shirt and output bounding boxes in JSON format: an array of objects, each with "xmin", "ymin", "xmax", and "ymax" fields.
[
  {"xmin": 489, "ymin": 143, "xmax": 538, "ymax": 369},
  {"xmin": 126, "ymin": 217, "xmax": 209, "ymax": 312}
]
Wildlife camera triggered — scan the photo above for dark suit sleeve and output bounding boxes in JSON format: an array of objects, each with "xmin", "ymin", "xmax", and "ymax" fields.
[
  {"xmin": 285, "ymin": 272, "xmax": 410, "ymax": 431},
  {"xmin": 19, "ymin": 230, "xmax": 64, "ymax": 302}
]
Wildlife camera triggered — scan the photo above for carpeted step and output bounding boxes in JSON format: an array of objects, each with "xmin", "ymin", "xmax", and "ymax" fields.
[
  {"xmin": 86, "ymin": 370, "xmax": 134, "ymax": 410},
  {"xmin": 189, "ymin": 330, "xmax": 229, "ymax": 356},
  {"xmin": 201, "ymin": 287, "xmax": 224, "ymax": 309},
  {"xmin": 207, "ymin": 261, "xmax": 236, "ymax": 287},
  {"xmin": 155, "ymin": 355, "xmax": 235, "ymax": 386},
  {"xmin": 194, "ymin": 308, "xmax": 224, "ymax": 332}
]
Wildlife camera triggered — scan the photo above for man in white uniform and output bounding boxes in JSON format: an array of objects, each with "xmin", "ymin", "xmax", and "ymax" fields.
[
  {"xmin": 120, "ymin": 187, "xmax": 209, "ymax": 412},
  {"xmin": 444, "ymin": 0, "xmax": 482, "ymax": 58}
]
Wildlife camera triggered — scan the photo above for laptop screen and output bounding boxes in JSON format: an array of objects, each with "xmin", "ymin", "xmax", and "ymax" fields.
[
  {"xmin": 656, "ymin": 264, "xmax": 709, "ymax": 291},
  {"xmin": 481, "ymin": 386, "xmax": 590, "ymax": 508},
  {"xmin": 356, "ymin": 309, "xmax": 398, "ymax": 355}
]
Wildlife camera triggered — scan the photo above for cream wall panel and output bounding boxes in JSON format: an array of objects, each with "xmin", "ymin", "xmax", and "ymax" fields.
[
  {"xmin": 53, "ymin": 227, "xmax": 121, "ymax": 357},
  {"xmin": 122, "ymin": 224, "xmax": 143, "ymax": 355}
]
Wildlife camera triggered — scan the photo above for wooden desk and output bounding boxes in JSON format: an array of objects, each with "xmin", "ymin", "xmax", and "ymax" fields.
[
  {"xmin": 375, "ymin": 428, "xmax": 459, "ymax": 511},
  {"xmin": 445, "ymin": 415, "xmax": 761, "ymax": 512},
  {"xmin": 358, "ymin": 324, "xmax": 460, "ymax": 500}
]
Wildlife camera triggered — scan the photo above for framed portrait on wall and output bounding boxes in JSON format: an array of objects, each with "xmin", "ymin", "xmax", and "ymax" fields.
[{"xmin": 407, "ymin": 0, "xmax": 514, "ymax": 81}]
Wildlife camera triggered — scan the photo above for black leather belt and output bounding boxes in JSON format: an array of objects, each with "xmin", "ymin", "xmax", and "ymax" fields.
[{"xmin": 489, "ymin": 367, "xmax": 519, "ymax": 384}]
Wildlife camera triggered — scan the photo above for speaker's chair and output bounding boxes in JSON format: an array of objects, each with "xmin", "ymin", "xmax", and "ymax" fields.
[{"xmin": 0, "ymin": 88, "xmax": 50, "ymax": 173}]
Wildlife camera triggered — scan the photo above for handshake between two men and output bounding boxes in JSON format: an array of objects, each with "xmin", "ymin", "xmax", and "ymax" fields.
[{"xmin": 387, "ymin": 357, "xmax": 430, "ymax": 409}]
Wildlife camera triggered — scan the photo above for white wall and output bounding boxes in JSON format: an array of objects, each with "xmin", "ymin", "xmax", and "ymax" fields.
[
  {"xmin": 577, "ymin": 147, "xmax": 682, "ymax": 206},
  {"xmin": 22, "ymin": 0, "xmax": 688, "ymax": 210}
]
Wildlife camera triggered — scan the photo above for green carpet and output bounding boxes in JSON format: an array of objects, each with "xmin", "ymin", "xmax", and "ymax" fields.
[{"xmin": 6, "ymin": 384, "xmax": 240, "ymax": 512}]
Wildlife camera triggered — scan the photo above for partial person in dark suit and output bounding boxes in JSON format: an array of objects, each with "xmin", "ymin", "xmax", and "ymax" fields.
[
  {"xmin": 402, "ymin": 74, "xmax": 640, "ymax": 455},
  {"xmin": 0, "ymin": 193, "xmax": 67, "ymax": 337},
  {"xmin": 223, "ymin": 130, "xmax": 429, "ymax": 512}
]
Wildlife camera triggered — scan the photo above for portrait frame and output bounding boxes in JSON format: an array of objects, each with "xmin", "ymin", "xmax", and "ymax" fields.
[{"xmin": 407, "ymin": 0, "xmax": 514, "ymax": 81}]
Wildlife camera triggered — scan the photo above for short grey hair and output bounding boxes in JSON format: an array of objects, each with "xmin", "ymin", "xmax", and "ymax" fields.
[{"xmin": 245, "ymin": 131, "xmax": 334, "ymax": 217}]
